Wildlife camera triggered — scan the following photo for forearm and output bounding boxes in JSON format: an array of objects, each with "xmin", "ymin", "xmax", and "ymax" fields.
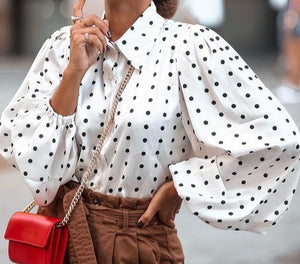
[{"xmin": 50, "ymin": 68, "xmax": 84, "ymax": 116}]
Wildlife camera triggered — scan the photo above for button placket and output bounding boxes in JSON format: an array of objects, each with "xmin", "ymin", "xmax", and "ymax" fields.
[{"xmin": 101, "ymin": 43, "xmax": 118, "ymax": 159}]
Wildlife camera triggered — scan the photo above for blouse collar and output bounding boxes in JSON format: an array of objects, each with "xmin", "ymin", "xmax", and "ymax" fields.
[{"xmin": 105, "ymin": 2, "xmax": 166, "ymax": 71}]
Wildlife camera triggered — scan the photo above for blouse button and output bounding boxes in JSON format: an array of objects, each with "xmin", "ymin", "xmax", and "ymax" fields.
[{"xmin": 92, "ymin": 197, "xmax": 100, "ymax": 205}]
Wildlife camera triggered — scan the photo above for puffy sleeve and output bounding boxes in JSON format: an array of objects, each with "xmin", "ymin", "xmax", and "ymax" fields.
[
  {"xmin": 169, "ymin": 24, "xmax": 300, "ymax": 234},
  {"xmin": 0, "ymin": 26, "xmax": 78, "ymax": 206}
]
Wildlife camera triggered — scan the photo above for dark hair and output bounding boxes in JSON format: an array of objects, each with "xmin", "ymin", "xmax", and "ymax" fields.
[{"xmin": 153, "ymin": 0, "xmax": 179, "ymax": 19}]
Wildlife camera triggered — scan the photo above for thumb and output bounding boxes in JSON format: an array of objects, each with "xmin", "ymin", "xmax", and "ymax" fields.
[
  {"xmin": 138, "ymin": 200, "xmax": 159, "ymax": 228},
  {"xmin": 73, "ymin": 0, "xmax": 86, "ymax": 18}
]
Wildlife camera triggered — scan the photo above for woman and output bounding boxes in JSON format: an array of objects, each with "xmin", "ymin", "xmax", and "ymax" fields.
[{"xmin": 1, "ymin": 0, "xmax": 300, "ymax": 263}]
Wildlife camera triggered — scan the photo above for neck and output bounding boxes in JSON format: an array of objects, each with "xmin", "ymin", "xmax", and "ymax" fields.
[{"xmin": 105, "ymin": 0, "xmax": 151, "ymax": 41}]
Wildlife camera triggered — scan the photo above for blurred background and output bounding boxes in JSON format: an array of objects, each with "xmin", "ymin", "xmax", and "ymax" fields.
[{"xmin": 1, "ymin": 0, "xmax": 300, "ymax": 263}]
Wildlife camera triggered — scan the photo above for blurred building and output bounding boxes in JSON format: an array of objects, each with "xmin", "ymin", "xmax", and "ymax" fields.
[
  {"xmin": 220, "ymin": 0, "xmax": 277, "ymax": 54},
  {"xmin": 0, "ymin": 0, "xmax": 13, "ymax": 54},
  {"xmin": 0, "ymin": 0, "xmax": 278, "ymax": 56}
]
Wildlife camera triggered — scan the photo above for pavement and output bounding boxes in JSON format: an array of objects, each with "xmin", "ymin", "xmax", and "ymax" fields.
[{"xmin": 1, "ymin": 53, "xmax": 300, "ymax": 264}]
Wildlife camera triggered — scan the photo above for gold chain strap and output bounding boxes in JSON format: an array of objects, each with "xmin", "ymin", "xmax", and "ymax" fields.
[{"xmin": 24, "ymin": 65, "xmax": 135, "ymax": 228}]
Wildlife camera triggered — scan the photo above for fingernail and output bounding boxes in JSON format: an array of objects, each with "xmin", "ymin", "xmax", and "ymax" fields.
[
  {"xmin": 107, "ymin": 30, "xmax": 112, "ymax": 38},
  {"xmin": 137, "ymin": 221, "xmax": 145, "ymax": 228}
]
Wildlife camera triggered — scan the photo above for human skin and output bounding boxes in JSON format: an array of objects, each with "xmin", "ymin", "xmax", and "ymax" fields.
[
  {"xmin": 50, "ymin": 0, "xmax": 181, "ymax": 228},
  {"xmin": 283, "ymin": 38, "xmax": 300, "ymax": 88},
  {"xmin": 282, "ymin": 0, "xmax": 300, "ymax": 88}
]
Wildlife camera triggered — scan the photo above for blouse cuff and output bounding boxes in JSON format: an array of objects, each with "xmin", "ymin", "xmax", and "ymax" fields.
[
  {"xmin": 46, "ymin": 99, "xmax": 76, "ymax": 124},
  {"xmin": 169, "ymin": 156, "xmax": 225, "ymax": 201}
]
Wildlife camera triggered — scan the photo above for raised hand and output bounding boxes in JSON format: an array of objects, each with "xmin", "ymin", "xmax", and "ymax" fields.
[
  {"xmin": 50, "ymin": 0, "xmax": 110, "ymax": 115},
  {"xmin": 68, "ymin": 0, "xmax": 110, "ymax": 75}
]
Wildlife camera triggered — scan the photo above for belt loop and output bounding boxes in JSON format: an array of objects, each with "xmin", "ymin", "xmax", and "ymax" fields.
[{"xmin": 123, "ymin": 209, "xmax": 129, "ymax": 230}]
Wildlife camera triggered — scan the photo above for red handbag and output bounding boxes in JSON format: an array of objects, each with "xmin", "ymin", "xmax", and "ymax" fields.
[{"xmin": 4, "ymin": 210, "xmax": 68, "ymax": 264}]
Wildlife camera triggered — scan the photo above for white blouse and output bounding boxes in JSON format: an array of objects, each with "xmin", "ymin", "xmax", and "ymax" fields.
[{"xmin": 1, "ymin": 2, "xmax": 300, "ymax": 234}]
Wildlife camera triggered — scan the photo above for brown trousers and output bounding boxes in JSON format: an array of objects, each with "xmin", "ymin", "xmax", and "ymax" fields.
[{"xmin": 38, "ymin": 182, "xmax": 185, "ymax": 264}]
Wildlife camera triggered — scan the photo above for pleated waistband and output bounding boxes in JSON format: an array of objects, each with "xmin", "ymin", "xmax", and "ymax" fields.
[{"xmin": 83, "ymin": 187, "xmax": 152, "ymax": 210}]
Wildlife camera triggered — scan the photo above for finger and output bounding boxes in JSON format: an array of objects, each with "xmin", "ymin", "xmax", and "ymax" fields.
[
  {"xmin": 101, "ymin": 19, "xmax": 111, "ymax": 38},
  {"xmin": 102, "ymin": 19, "xmax": 109, "ymax": 28},
  {"xmin": 71, "ymin": 26, "xmax": 107, "ymax": 53},
  {"xmin": 83, "ymin": 15, "xmax": 110, "ymax": 37},
  {"xmin": 71, "ymin": 19, "xmax": 84, "ymax": 29},
  {"xmin": 90, "ymin": 27, "xmax": 107, "ymax": 49},
  {"xmin": 82, "ymin": 27, "xmax": 107, "ymax": 50},
  {"xmin": 138, "ymin": 197, "xmax": 160, "ymax": 228},
  {"xmin": 82, "ymin": 14, "xmax": 101, "ymax": 27},
  {"xmin": 84, "ymin": 17, "xmax": 110, "ymax": 38},
  {"xmin": 86, "ymin": 34, "xmax": 105, "ymax": 53},
  {"xmin": 73, "ymin": 0, "xmax": 86, "ymax": 18}
]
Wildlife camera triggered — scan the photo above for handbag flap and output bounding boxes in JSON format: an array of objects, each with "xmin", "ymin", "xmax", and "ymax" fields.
[{"xmin": 4, "ymin": 212, "xmax": 62, "ymax": 248}]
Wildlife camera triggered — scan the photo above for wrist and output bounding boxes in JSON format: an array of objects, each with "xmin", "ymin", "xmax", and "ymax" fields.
[
  {"xmin": 167, "ymin": 180, "xmax": 180, "ymax": 199},
  {"xmin": 64, "ymin": 66, "xmax": 86, "ymax": 81},
  {"xmin": 50, "ymin": 67, "xmax": 83, "ymax": 116}
]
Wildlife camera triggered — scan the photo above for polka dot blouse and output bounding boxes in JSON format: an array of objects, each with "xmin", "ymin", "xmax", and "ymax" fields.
[{"xmin": 1, "ymin": 2, "xmax": 300, "ymax": 234}]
